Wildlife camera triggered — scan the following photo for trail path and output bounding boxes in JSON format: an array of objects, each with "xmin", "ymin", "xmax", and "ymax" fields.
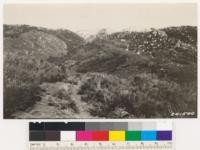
[{"xmin": 14, "ymin": 81, "xmax": 95, "ymax": 119}]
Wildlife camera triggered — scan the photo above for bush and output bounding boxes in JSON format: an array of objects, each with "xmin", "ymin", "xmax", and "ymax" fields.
[
  {"xmin": 78, "ymin": 73, "xmax": 197, "ymax": 118},
  {"xmin": 3, "ymin": 50, "xmax": 66, "ymax": 118},
  {"xmin": 4, "ymin": 82, "xmax": 41, "ymax": 118},
  {"xmin": 123, "ymin": 74, "xmax": 197, "ymax": 118},
  {"xmin": 50, "ymin": 88, "xmax": 78, "ymax": 113},
  {"xmin": 36, "ymin": 62, "xmax": 66, "ymax": 83}
]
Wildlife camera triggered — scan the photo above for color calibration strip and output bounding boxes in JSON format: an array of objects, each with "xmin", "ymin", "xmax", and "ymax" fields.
[{"xmin": 29, "ymin": 122, "xmax": 172, "ymax": 142}]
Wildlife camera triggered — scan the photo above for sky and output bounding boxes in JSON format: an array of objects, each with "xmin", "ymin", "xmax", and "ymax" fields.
[{"xmin": 3, "ymin": 3, "xmax": 197, "ymax": 34}]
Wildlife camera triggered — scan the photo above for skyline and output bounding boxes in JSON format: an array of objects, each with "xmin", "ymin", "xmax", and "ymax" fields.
[{"xmin": 4, "ymin": 3, "xmax": 197, "ymax": 34}]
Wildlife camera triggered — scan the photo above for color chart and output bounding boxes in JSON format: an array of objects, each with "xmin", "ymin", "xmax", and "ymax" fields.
[{"xmin": 29, "ymin": 122, "xmax": 173, "ymax": 150}]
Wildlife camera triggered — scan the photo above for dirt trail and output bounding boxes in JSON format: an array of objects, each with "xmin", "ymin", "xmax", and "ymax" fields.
[{"xmin": 14, "ymin": 81, "xmax": 95, "ymax": 119}]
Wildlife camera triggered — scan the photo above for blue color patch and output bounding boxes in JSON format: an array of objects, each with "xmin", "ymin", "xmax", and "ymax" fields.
[{"xmin": 141, "ymin": 131, "xmax": 156, "ymax": 141}]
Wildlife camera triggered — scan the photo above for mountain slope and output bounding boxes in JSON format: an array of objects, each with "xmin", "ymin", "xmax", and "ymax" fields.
[
  {"xmin": 69, "ymin": 26, "xmax": 197, "ymax": 118},
  {"xmin": 4, "ymin": 25, "xmax": 197, "ymax": 118},
  {"xmin": 3, "ymin": 24, "xmax": 85, "ymax": 118},
  {"xmin": 74, "ymin": 26, "xmax": 197, "ymax": 83}
]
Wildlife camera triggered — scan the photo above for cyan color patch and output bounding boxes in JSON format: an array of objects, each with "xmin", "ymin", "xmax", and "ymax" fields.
[{"xmin": 141, "ymin": 131, "xmax": 156, "ymax": 141}]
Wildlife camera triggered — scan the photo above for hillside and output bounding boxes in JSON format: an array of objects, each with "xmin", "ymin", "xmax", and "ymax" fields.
[
  {"xmin": 3, "ymin": 24, "xmax": 84, "ymax": 118},
  {"xmin": 4, "ymin": 25, "xmax": 197, "ymax": 118}
]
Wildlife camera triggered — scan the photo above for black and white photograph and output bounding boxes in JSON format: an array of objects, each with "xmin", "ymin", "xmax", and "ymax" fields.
[{"xmin": 3, "ymin": 3, "xmax": 197, "ymax": 119}]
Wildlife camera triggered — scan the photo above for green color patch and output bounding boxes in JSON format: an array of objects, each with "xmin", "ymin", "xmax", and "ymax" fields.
[{"xmin": 125, "ymin": 131, "xmax": 141, "ymax": 141}]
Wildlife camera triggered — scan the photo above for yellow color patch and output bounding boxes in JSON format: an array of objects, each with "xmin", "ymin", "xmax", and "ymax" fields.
[{"xmin": 109, "ymin": 131, "xmax": 125, "ymax": 141}]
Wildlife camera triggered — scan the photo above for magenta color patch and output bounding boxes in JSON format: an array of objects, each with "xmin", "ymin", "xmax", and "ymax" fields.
[{"xmin": 76, "ymin": 131, "xmax": 93, "ymax": 141}]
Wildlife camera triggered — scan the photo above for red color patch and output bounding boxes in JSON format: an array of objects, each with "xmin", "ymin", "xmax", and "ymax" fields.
[{"xmin": 92, "ymin": 131, "xmax": 109, "ymax": 141}]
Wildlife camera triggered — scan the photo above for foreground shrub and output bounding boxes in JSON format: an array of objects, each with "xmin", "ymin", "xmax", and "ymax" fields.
[
  {"xmin": 78, "ymin": 73, "xmax": 197, "ymax": 118},
  {"xmin": 49, "ymin": 88, "xmax": 78, "ymax": 113},
  {"xmin": 3, "ymin": 50, "xmax": 66, "ymax": 118},
  {"xmin": 4, "ymin": 82, "xmax": 41, "ymax": 118}
]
